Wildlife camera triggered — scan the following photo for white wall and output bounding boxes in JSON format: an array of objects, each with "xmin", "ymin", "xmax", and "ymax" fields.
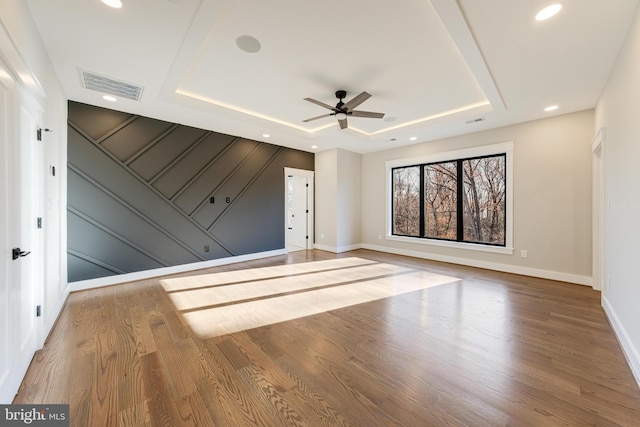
[
  {"xmin": 595, "ymin": 2, "xmax": 640, "ymax": 384},
  {"xmin": 336, "ymin": 149, "xmax": 361, "ymax": 250},
  {"xmin": 361, "ymin": 110, "xmax": 594, "ymax": 285},
  {"xmin": 0, "ymin": 1, "xmax": 68, "ymax": 341},
  {"xmin": 315, "ymin": 148, "xmax": 362, "ymax": 252},
  {"xmin": 315, "ymin": 149, "xmax": 338, "ymax": 249}
]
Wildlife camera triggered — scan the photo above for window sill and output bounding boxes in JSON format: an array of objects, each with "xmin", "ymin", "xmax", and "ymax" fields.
[{"xmin": 387, "ymin": 235, "xmax": 514, "ymax": 255}]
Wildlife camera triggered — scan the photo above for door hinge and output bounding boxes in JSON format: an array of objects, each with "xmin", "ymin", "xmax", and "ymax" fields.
[
  {"xmin": 37, "ymin": 128, "xmax": 51, "ymax": 141},
  {"xmin": 37, "ymin": 217, "xmax": 42, "ymax": 229},
  {"xmin": 36, "ymin": 305, "xmax": 41, "ymax": 317},
  {"xmin": 306, "ymin": 183, "xmax": 309, "ymax": 187},
  {"xmin": 306, "ymin": 236, "xmax": 309, "ymax": 239}
]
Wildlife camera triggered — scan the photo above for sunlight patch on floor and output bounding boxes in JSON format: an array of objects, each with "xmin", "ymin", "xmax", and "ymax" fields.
[
  {"xmin": 160, "ymin": 257, "xmax": 376, "ymax": 292},
  {"xmin": 162, "ymin": 258, "xmax": 459, "ymax": 339},
  {"xmin": 167, "ymin": 262, "xmax": 413, "ymax": 311}
]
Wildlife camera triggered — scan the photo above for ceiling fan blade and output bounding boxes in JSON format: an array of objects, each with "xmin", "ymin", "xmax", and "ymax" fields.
[
  {"xmin": 338, "ymin": 117, "xmax": 348, "ymax": 129},
  {"xmin": 342, "ymin": 91, "xmax": 371, "ymax": 112},
  {"xmin": 303, "ymin": 113, "xmax": 333, "ymax": 122},
  {"xmin": 350, "ymin": 110, "xmax": 385, "ymax": 119},
  {"xmin": 304, "ymin": 97, "xmax": 335, "ymax": 111}
]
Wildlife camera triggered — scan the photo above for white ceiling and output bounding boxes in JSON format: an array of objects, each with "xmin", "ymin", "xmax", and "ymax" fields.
[{"xmin": 26, "ymin": 0, "xmax": 639, "ymax": 153}]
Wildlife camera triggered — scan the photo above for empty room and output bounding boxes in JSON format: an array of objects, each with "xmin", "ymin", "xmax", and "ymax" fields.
[{"xmin": 2, "ymin": 0, "xmax": 640, "ymax": 425}]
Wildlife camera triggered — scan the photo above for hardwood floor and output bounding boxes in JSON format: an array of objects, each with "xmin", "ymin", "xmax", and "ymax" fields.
[{"xmin": 14, "ymin": 249, "xmax": 640, "ymax": 426}]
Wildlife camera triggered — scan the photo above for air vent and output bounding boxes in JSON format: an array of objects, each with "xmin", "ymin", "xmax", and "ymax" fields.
[
  {"xmin": 79, "ymin": 69, "xmax": 143, "ymax": 101},
  {"xmin": 465, "ymin": 117, "xmax": 485, "ymax": 124}
]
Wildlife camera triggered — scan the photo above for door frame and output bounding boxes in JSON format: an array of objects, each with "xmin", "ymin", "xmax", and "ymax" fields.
[
  {"xmin": 284, "ymin": 167, "xmax": 314, "ymax": 251},
  {"xmin": 0, "ymin": 55, "xmax": 18, "ymax": 404},
  {"xmin": 592, "ymin": 127, "xmax": 605, "ymax": 292}
]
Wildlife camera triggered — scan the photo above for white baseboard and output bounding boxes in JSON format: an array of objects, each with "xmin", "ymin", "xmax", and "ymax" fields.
[
  {"xmin": 602, "ymin": 295, "xmax": 640, "ymax": 389},
  {"xmin": 41, "ymin": 283, "xmax": 70, "ymax": 346},
  {"xmin": 314, "ymin": 243, "xmax": 362, "ymax": 253},
  {"xmin": 360, "ymin": 243, "xmax": 592, "ymax": 286},
  {"xmin": 312, "ymin": 243, "xmax": 335, "ymax": 252},
  {"xmin": 69, "ymin": 249, "xmax": 287, "ymax": 292}
]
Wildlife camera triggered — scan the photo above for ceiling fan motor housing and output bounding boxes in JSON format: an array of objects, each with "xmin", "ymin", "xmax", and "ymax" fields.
[{"xmin": 303, "ymin": 90, "xmax": 384, "ymax": 129}]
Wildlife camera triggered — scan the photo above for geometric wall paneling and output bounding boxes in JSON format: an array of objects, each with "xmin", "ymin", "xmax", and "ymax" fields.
[
  {"xmin": 128, "ymin": 126, "xmax": 208, "ymax": 181},
  {"xmin": 187, "ymin": 142, "xmax": 281, "ymax": 225},
  {"xmin": 99, "ymin": 116, "xmax": 175, "ymax": 162},
  {"xmin": 68, "ymin": 101, "xmax": 134, "ymax": 141},
  {"xmin": 67, "ymin": 168, "xmax": 198, "ymax": 266},
  {"xmin": 210, "ymin": 151, "xmax": 302, "ymax": 254},
  {"xmin": 151, "ymin": 132, "xmax": 236, "ymax": 199},
  {"xmin": 67, "ymin": 101, "xmax": 314, "ymax": 282},
  {"xmin": 67, "ymin": 252, "xmax": 123, "ymax": 282},
  {"xmin": 172, "ymin": 138, "xmax": 263, "ymax": 215},
  {"xmin": 67, "ymin": 209, "xmax": 165, "ymax": 273},
  {"xmin": 66, "ymin": 153, "xmax": 223, "ymax": 264},
  {"xmin": 67, "ymin": 121, "xmax": 236, "ymax": 279}
]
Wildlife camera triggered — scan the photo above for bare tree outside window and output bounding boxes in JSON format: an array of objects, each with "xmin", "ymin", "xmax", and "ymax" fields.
[
  {"xmin": 424, "ymin": 162, "xmax": 457, "ymax": 239},
  {"xmin": 462, "ymin": 156, "xmax": 505, "ymax": 245},
  {"xmin": 392, "ymin": 166, "xmax": 420, "ymax": 236},
  {"xmin": 391, "ymin": 153, "xmax": 506, "ymax": 247}
]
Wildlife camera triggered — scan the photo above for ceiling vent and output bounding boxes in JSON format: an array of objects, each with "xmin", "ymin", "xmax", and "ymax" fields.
[
  {"xmin": 79, "ymin": 69, "xmax": 143, "ymax": 101},
  {"xmin": 465, "ymin": 117, "xmax": 485, "ymax": 124}
]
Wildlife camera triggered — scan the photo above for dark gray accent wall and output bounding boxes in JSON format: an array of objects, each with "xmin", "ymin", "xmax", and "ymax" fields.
[{"xmin": 67, "ymin": 101, "xmax": 314, "ymax": 282}]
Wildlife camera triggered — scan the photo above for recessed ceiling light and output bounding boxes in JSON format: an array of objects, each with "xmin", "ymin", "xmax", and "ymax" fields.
[
  {"xmin": 101, "ymin": 0, "xmax": 123, "ymax": 9},
  {"xmin": 544, "ymin": 105, "xmax": 559, "ymax": 112},
  {"xmin": 311, "ymin": 145, "xmax": 318, "ymax": 149},
  {"xmin": 409, "ymin": 136, "xmax": 417, "ymax": 141},
  {"xmin": 236, "ymin": 35, "xmax": 261, "ymax": 53},
  {"xmin": 102, "ymin": 95, "xmax": 117, "ymax": 102},
  {"xmin": 536, "ymin": 4, "xmax": 562, "ymax": 21},
  {"xmin": 262, "ymin": 133, "xmax": 270, "ymax": 138}
]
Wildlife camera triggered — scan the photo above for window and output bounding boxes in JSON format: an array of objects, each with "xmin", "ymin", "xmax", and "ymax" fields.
[{"xmin": 388, "ymin": 143, "xmax": 513, "ymax": 253}]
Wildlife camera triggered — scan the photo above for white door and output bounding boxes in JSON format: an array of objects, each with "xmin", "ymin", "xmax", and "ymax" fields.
[
  {"xmin": 16, "ymin": 93, "xmax": 43, "ymax": 379},
  {"xmin": 288, "ymin": 175, "xmax": 308, "ymax": 251},
  {"xmin": 0, "ymin": 58, "xmax": 43, "ymax": 403},
  {"xmin": 285, "ymin": 168, "xmax": 314, "ymax": 252}
]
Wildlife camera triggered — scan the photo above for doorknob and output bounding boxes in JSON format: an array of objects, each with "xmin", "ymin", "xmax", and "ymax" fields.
[{"xmin": 12, "ymin": 248, "xmax": 30, "ymax": 260}]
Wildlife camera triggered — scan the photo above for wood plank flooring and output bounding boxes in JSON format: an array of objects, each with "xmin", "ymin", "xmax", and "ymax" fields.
[{"xmin": 14, "ymin": 249, "xmax": 640, "ymax": 426}]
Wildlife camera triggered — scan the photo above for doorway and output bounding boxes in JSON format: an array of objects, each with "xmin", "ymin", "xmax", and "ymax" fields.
[{"xmin": 285, "ymin": 168, "xmax": 314, "ymax": 252}]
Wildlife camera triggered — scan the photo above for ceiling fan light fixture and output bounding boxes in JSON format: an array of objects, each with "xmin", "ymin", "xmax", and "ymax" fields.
[{"xmin": 303, "ymin": 90, "xmax": 384, "ymax": 130}]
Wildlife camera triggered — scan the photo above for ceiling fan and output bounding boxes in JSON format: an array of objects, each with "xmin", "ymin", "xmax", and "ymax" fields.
[{"xmin": 303, "ymin": 90, "xmax": 385, "ymax": 129}]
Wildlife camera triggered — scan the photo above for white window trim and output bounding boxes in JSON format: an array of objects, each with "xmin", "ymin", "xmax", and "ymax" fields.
[{"xmin": 385, "ymin": 142, "xmax": 514, "ymax": 255}]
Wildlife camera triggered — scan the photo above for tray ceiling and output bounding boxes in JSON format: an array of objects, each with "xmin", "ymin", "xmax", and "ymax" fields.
[{"xmin": 26, "ymin": 0, "xmax": 640, "ymax": 153}]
